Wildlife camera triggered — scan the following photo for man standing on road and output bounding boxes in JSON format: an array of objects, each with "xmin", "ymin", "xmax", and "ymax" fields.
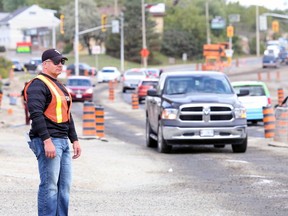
[{"xmin": 24, "ymin": 49, "xmax": 81, "ymax": 216}]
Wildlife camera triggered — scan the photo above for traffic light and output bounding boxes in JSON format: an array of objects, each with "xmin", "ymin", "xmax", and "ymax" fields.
[
  {"xmin": 60, "ymin": 14, "xmax": 64, "ymax": 35},
  {"xmin": 272, "ymin": 20, "xmax": 279, "ymax": 33},
  {"xmin": 101, "ymin": 14, "xmax": 107, "ymax": 32},
  {"xmin": 227, "ymin": 25, "xmax": 234, "ymax": 38}
]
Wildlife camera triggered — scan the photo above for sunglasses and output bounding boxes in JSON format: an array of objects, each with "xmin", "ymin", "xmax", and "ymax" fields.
[{"xmin": 45, "ymin": 59, "xmax": 66, "ymax": 65}]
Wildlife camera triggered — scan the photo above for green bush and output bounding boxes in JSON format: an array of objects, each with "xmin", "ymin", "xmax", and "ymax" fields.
[
  {"xmin": 62, "ymin": 43, "xmax": 73, "ymax": 54},
  {"xmin": 0, "ymin": 56, "xmax": 12, "ymax": 79}
]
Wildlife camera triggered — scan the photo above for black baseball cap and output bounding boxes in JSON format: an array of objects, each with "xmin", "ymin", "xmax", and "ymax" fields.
[{"xmin": 41, "ymin": 49, "xmax": 68, "ymax": 62}]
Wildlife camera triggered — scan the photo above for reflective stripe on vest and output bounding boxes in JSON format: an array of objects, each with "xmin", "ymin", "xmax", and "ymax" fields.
[{"xmin": 37, "ymin": 75, "xmax": 63, "ymax": 122}]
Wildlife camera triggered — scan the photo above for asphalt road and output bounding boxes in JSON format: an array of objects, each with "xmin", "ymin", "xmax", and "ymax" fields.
[
  {"xmin": 1, "ymin": 60, "xmax": 288, "ymax": 215},
  {"xmin": 75, "ymin": 62, "xmax": 288, "ymax": 216}
]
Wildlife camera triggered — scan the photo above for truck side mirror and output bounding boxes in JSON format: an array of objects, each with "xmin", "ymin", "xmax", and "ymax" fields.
[
  {"xmin": 237, "ymin": 89, "xmax": 249, "ymax": 97},
  {"xmin": 147, "ymin": 89, "xmax": 158, "ymax": 97}
]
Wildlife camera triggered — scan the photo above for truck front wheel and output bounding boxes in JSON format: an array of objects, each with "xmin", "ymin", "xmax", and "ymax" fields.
[
  {"xmin": 157, "ymin": 123, "xmax": 172, "ymax": 153},
  {"xmin": 146, "ymin": 119, "xmax": 157, "ymax": 148},
  {"xmin": 232, "ymin": 137, "xmax": 247, "ymax": 153}
]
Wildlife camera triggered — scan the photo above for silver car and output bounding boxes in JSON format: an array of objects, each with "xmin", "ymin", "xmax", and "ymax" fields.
[{"xmin": 122, "ymin": 68, "xmax": 147, "ymax": 93}]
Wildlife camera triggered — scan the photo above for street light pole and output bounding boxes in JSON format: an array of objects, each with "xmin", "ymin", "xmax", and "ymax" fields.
[
  {"xmin": 141, "ymin": 0, "xmax": 148, "ymax": 68},
  {"xmin": 120, "ymin": 12, "xmax": 125, "ymax": 73},
  {"xmin": 205, "ymin": 1, "xmax": 211, "ymax": 44},
  {"xmin": 256, "ymin": 5, "xmax": 260, "ymax": 57},
  {"xmin": 114, "ymin": 0, "xmax": 118, "ymax": 17},
  {"xmin": 75, "ymin": 0, "xmax": 79, "ymax": 76}
]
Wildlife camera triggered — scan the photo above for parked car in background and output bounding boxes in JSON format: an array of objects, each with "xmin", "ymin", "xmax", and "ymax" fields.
[
  {"xmin": 97, "ymin": 66, "xmax": 121, "ymax": 83},
  {"xmin": 122, "ymin": 68, "xmax": 148, "ymax": 93},
  {"xmin": 137, "ymin": 78, "xmax": 159, "ymax": 103},
  {"xmin": 66, "ymin": 63, "xmax": 96, "ymax": 76},
  {"xmin": 278, "ymin": 46, "xmax": 287, "ymax": 63},
  {"xmin": 24, "ymin": 58, "xmax": 42, "ymax": 72},
  {"xmin": 65, "ymin": 76, "xmax": 95, "ymax": 102},
  {"xmin": 262, "ymin": 55, "xmax": 280, "ymax": 68},
  {"xmin": 12, "ymin": 59, "xmax": 25, "ymax": 72},
  {"xmin": 232, "ymin": 81, "xmax": 271, "ymax": 124},
  {"xmin": 36, "ymin": 64, "xmax": 67, "ymax": 78},
  {"xmin": 142, "ymin": 68, "xmax": 161, "ymax": 78}
]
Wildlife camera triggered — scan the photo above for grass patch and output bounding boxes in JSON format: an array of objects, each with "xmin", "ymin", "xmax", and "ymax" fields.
[{"xmin": 65, "ymin": 51, "xmax": 194, "ymax": 72}]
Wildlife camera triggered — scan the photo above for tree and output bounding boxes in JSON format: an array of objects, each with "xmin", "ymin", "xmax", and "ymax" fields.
[
  {"xmin": 105, "ymin": 0, "xmax": 161, "ymax": 64},
  {"xmin": 161, "ymin": 0, "xmax": 207, "ymax": 59},
  {"xmin": 2, "ymin": 0, "xmax": 26, "ymax": 11},
  {"xmin": 60, "ymin": 0, "xmax": 102, "ymax": 55},
  {"xmin": 27, "ymin": 0, "xmax": 68, "ymax": 12}
]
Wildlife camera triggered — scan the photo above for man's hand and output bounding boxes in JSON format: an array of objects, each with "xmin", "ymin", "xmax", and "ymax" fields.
[
  {"xmin": 43, "ymin": 138, "xmax": 56, "ymax": 158},
  {"xmin": 72, "ymin": 141, "xmax": 81, "ymax": 159}
]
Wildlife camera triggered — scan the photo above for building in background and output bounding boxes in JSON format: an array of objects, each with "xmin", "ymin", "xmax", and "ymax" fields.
[
  {"xmin": 146, "ymin": 3, "xmax": 165, "ymax": 34},
  {"xmin": 0, "ymin": 5, "xmax": 59, "ymax": 50}
]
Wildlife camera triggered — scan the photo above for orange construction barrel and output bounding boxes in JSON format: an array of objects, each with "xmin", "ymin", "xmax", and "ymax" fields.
[
  {"xmin": 82, "ymin": 101, "xmax": 96, "ymax": 136},
  {"xmin": 95, "ymin": 105, "xmax": 105, "ymax": 138},
  {"xmin": 262, "ymin": 106, "xmax": 275, "ymax": 138},
  {"xmin": 274, "ymin": 107, "xmax": 288, "ymax": 143},
  {"xmin": 132, "ymin": 93, "xmax": 139, "ymax": 109},
  {"xmin": 277, "ymin": 88, "xmax": 284, "ymax": 106}
]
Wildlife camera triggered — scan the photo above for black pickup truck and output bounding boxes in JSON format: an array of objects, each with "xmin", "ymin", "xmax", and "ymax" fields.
[{"xmin": 145, "ymin": 71, "xmax": 248, "ymax": 153}]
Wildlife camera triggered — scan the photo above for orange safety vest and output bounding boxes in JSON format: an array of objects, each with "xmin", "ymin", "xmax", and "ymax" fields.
[{"xmin": 24, "ymin": 74, "xmax": 72, "ymax": 123}]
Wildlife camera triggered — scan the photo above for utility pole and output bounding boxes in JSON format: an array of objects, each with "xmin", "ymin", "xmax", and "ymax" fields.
[
  {"xmin": 141, "ymin": 0, "xmax": 148, "ymax": 68},
  {"xmin": 52, "ymin": 26, "xmax": 56, "ymax": 48},
  {"xmin": 120, "ymin": 12, "xmax": 124, "ymax": 72},
  {"xmin": 205, "ymin": 1, "xmax": 211, "ymax": 44},
  {"xmin": 114, "ymin": 0, "xmax": 118, "ymax": 17},
  {"xmin": 75, "ymin": 0, "xmax": 79, "ymax": 76},
  {"xmin": 256, "ymin": 5, "xmax": 260, "ymax": 57}
]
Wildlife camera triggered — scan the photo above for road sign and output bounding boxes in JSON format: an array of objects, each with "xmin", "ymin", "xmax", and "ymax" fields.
[
  {"xmin": 92, "ymin": 45, "xmax": 101, "ymax": 55},
  {"xmin": 225, "ymin": 49, "xmax": 234, "ymax": 58},
  {"xmin": 227, "ymin": 25, "xmax": 234, "ymax": 38},
  {"xmin": 211, "ymin": 16, "xmax": 226, "ymax": 29},
  {"xmin": 203, "ymin": 44, "xmax": 225, "ymax": 57},
  {"xmin": 228, "ymin": 14, "xmax": 240, "ymax": 23},
  {"xmin": 259, "ymin": 15, "xmax": 267, "ymax": 31},
  {"xmin": 112, "ymin": 20, "xmax": 119, "ymax": 33},
  {"xmin": 140, "ymin": 48, "xmax": 150, "ymax": 58}
]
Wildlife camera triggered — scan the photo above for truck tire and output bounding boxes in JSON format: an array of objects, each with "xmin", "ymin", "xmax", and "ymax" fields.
[
  {"xmin": 157, "ymin": 123, "xmax": 172, "ymax": 153},
  {"xmin": 146, "ymin": 119, "xmax": 157, "ymax": 148},
  {"xmin": 232, "ymin": 137, "xmax": 247, "ymax": 153}
]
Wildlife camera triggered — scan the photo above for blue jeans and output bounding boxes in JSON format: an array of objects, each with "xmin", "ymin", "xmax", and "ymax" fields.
[{"xmin": 28, "ymin": 137, "xmax": 72, "ymax": 216}]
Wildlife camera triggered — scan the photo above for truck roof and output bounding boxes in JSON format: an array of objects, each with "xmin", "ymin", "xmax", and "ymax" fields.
[{"xmin": 162, "ymin": 71, "xmax": 226, "ymax": 77}]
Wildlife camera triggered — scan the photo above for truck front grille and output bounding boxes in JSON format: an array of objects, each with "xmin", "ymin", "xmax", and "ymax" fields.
[{"xmin": 179, "ymin": 104, "xmax": 233, "ymax": 122}]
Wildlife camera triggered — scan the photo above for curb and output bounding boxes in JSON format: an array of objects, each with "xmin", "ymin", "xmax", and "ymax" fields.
[{"xmin": 268, "ymin": 140, "xmax": 288, "ymax": 148}]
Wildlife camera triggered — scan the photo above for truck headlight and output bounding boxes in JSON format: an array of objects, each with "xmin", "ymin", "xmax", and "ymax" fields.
[
  {"xmin": 234, "ymin": 107, "xmax": 246, "ymax": 119},
  {"xmin": 161, "ymin": 108, "xmax": 178, "ymax": 120}
]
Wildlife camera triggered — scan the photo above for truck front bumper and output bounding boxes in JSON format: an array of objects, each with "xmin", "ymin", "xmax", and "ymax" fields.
[{"xmin": 162, "ymin": 125, "xmax": 247, "ymax": 145}]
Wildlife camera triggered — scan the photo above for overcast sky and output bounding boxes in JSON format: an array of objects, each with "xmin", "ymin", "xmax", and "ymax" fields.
[{"xmin": 227, "ymin": 0, "xmax": 288, "ymax": 10}]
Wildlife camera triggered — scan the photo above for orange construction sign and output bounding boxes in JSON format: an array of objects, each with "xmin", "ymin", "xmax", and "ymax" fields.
[{"xmin": 203, "ymin": 44, "xmax": 225, "ymax": 57}]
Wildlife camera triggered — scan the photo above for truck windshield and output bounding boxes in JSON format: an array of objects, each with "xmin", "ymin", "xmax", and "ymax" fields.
[{"xmin": 164, "ymin": 75, "xmax": 233, "ymax": 95}]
